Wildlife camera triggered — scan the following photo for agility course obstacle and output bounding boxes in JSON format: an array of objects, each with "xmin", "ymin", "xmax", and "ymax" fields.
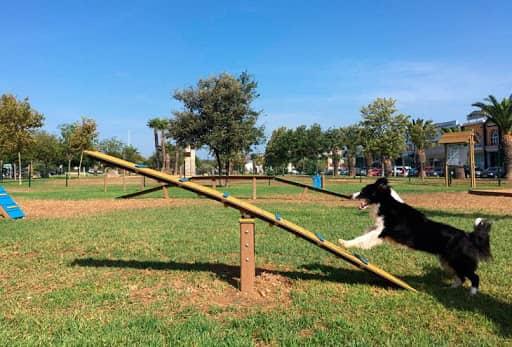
[
  {"xmin": 84, "ymin": 150, "xmax": 416, "ymax": 292},
  {"xmin": 0, "ymin": 186, "xmax": 25, "ymax": 219},
  {"xmin": 117, "ymin": 175, "xmax": 351, "ymax": 201}
]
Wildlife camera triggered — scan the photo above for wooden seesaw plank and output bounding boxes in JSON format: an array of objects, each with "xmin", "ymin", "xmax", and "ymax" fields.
[{"xmin": 84, "ymin": 150, "xmax": 416, "ymax": 292}]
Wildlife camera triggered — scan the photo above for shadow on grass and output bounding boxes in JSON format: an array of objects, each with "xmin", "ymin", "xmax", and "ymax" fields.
[
  {"xmin": 71, "ymin": 258, "xmax": 511, "ymax": 338},
  {"xmin": 420, "ymin": 209, "xmax": 512, "ymax": 222},
  {"xmin": 70, "ymin": 257, "xmax": 394, "ymax": 290},
  {"xmin": 305, "ymin": 263, "xmax": 511, "ymax": 338}
]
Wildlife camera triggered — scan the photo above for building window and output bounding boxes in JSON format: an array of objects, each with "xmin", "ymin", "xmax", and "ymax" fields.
[{"xmin": 491, "ymin": 130, "xmax": 499, "ymax": 145}]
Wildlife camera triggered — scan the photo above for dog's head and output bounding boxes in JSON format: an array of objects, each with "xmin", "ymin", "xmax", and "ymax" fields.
[{"xmin": 352, "ymin": 178, "xmax": 392, "ymax": 209}]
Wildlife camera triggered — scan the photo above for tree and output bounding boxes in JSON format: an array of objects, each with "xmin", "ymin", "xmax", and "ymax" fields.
[
  {"xmin": 59, "ymin": 117, "xmax": 98, "ymax": 175},
  {"xmin": 122, "ymin": 145, "xmax": 145, "ymax": 163},
  {"xmin": 98, "ymin": 137, "xmax": 125, "ymax": 158},
  {"xmin": 147, "ymin": 118, "xmax": 169, "ymax": 171},
  {"xmin": 264, "ymin": 127, "xmax": 293, "ymax": 174},
  {"xmin": 339, "ymin": 125, "xmax": 364, "ymax": 176},
  {"xmin": 147, "ymin": 118, "xmax": 162, "ymax": 169},
  {"xmin": 407, "ymin": 118, "xmax": 437, "ymax": 179},
  {"xmin": 31, "ymin": 131, "xmax": 62, "ymax": 178},
  {"xmin": 323, "ymin": 128, "xmax": 344, "ymax": 176},
  {"xmin": 170, "ymin": 72, "xmax": 264, "ymax": 179},
  {"xmin": 472, "ymin": 95, "xmax": 512, "ymax": 180},
  {"xmin": 0, "ymin": 94, "xmax": 44, "ymax": 184},
  {"xmin": 360, "ymin": 98, "xmax": 409, "ymax": 176}
]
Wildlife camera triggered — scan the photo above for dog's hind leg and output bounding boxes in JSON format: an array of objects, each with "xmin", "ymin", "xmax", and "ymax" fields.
[
  {"xmin": 338, "ymin": 228, "xmax": 384, "ymax": 249},
  {"xmin": 467, "ymin": 272, "xmax": 480, "ymax": 295}
]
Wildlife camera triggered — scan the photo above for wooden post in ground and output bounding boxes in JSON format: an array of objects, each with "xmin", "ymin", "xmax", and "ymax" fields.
[
  {"xmin": 321, "ymin": 173, "xmax": 325, "ymax": 189},
  {"xmin": 239, "ymin": 214, "xmax": 255, "ymax": 293},
  {"xmin": 122, "ymin": 169, "xmax": 126, "ymax": 192},
  {"xmin": 444, "ymin": 144, "xmax": 449, "ymax": 187},
  {"xmin": 212, "ymin": 178, "xmax": 216, "ymax": 190},
  {"xmin": 252, "ymin": 176, "xmax": 257, "ymax": 200},
  {"xmin": 162, "ymin": 185, "xmax": 169, "ymax": 200},
  {"xmin": 140, "ymin": 175, "xmax": 144, "ymax": 190},
  {"xmin": 104, "ymin": 170, "xmax": 108, "ymax": 192},
  {"xmin": 301, "ymin": 186, "xmax": 308, "ymax": 200}
]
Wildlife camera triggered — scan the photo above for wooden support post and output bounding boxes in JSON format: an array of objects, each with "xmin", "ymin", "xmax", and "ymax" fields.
[
  {"xmin": 239, "ymin": 214, "xmax": 255, "ymax": 293},
  {"xmin": 140, "ymin": 175, "xmax": 144, "ymax": 190},
  {"xmin": 0, "ymin": 206, "xmax": 9, "ymax": 219},
  {"xmin": 122, "ymin": 169, "xmax": 126, "ymax": 192},
  {"xmin": 301, "ymin": 186, "xmax": 308, "ymax": 200},
  {"xmin": 162, "ymin": 185, "xmax": 169, "ymax": 200},
  {"xmin": 212, "ymin": 178, "xmax": 216, "ymax": 190},
  {"xmin": 444, "ymin": 144, "xmax": 449, "ymax": 187},
  {"xmin": 104, "ymin": 171, "xmax": 108, "ymax": 192},
  {"xmin": 252, "ymin": 176, "xmax": 257, "ymax": 200},
  {"xmin": 321, "ymin": 173, "xmax": 325, "ymax": 189}
]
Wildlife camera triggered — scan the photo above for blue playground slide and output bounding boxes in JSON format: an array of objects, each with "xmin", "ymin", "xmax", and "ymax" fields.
[{"xmin": 0, "ymin": 186, "xmax": 25, "ymax": 219}]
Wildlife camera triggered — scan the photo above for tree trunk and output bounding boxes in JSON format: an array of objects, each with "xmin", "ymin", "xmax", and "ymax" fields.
[
  {"xmin": 160, "ymin": 130, "xmax": 166, "ymax": 172},
  {"xmin": 503, "ymin": 133, "xmax": 512, "ymax": 181},
  {"xmin": 349, "ymin": 155, "xmax": 356, "ymax": 176},
  {"xmin": 365, "ymin": 152, "xmax": 373, "ymax": 168},
  {"xmin": 332, "ymin": 149, "xmax": 339, "ymax": 177},
  {"xmin": 214, "ymin": 152, "xmax": 222, "ymax": 186},
  {"xmin": 68, "ymin": 159, "xmax": 72, "ymax": 175},
  {"xmin": 78, "ymin": 151, "xmax": 84, "ymax": 178},
  {"xmin": 418, "ymin": 148, "xmax": 426, "ymax": 180},
  {"xmin": 153, "ymin": 129, "xmax": 160, "ymax": 169},
  {"xmin": 18, "ymin": 152, "xmax": 22, "ymax": 185},
  {"xmin": 383, "ymin": 158, "xmax": 393, "ymax": 177},
  {"xmin": 174, "ymin": 146, "xmax": 179, "ymax": 175}
]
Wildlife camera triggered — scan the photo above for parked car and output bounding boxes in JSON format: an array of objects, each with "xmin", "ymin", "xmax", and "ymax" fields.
[
  {"xmin": 475, "ymin": 167, "xmax": 483, "ymax": 178},
  {"xmin": 408, "ymin": 167, "xmax": 419, "ymax": 177},
  {"xmin": 368, "ymin": 168, "xmax": 382, "ymax": 176},
  {"xmin": 481, "ymin": 167, "xmax": 505, "ymax": 178},
  {"xmin": 355, "ymin": 168, "xmax": 367, "ymax": 176},
  {"xmin": 339, "ymin": 167, "xmax": 349, "ymax": 176},
  {"xmin": 393, "ymin": 166, "xmax": 411, "ymax": 176}
]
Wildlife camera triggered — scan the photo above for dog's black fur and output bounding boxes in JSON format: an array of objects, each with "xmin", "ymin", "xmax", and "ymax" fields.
[{"xmin": 354, "ymin": 178, "xmax": 492, "ymax": 293}]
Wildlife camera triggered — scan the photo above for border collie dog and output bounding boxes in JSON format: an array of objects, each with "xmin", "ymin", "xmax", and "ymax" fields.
[{"xmin": 338, "ymin": 178, "xmax": 492, "ymax": 295}]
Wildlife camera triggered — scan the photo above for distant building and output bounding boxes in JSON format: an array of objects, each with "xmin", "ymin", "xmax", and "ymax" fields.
[
  {"xmin": 425, "ymin": 120, "xmax": 460, "ymax": 168},
  {"xmin": 462, "ymin": 111, "xmax": 500, "ymax": 168}
]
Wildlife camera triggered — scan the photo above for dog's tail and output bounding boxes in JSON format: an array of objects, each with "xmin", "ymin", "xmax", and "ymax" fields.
[{"xmin": 470, "ymin": 218, "xmax": 492, "ymax": 261}]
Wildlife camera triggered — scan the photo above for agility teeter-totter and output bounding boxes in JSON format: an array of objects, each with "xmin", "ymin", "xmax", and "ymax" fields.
[
  {"xmin": 84, "ymin": 150, "xmax": 416, "ymax": 292},
  {"xmin": 0, "ymin": 186, "xmax": 25, "ymax": 219}
]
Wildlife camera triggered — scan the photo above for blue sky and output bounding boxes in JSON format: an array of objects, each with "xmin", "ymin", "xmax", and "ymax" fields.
[{"xmin": 1, "ymin": 1, "xmax": 511, "ymax": 157}]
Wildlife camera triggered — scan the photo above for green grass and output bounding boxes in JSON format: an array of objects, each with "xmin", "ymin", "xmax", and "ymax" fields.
[
  {"xmin": 2, "ymin": 175, "xmax": 509, "ymax": 201},
  {"xmin": 1, "ymin": 196, "xmax": 511, "ymax": 345}
]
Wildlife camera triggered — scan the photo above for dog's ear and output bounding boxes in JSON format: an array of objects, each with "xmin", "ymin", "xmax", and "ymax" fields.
[
  {"xmin": 375, "ymin": 177, "xmax": 388, "ymax": 186},
  {"xmin": 376, "ymin": 177, "xmax": 390, "ymax": 193}
]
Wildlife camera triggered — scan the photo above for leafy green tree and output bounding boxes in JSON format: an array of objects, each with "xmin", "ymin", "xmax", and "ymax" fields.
[
  {"xmin": 339, "ymin": 125, "xmax": 364, "ymax": 176},
  {"xmin": 122, "ymin": 145, "xmax": 145, "ymax": 163},
  {"xmin": 59, "ymin": 117, "xmax": 98, "ymax": 175},
  {"xmin": 360, "ymin": 98, "xmax": 409, "ymax": 176},
  {"xmin": 0, "ymin": 94, "xmax": 44, "ymax": 184},
  {"xmin": 99, "ymin": 137, "xmax": 125, "ymax": 158},
  {"xmin": 264, "ymin": 127, "xmax": 293, "ymax": 174},
  {"xmin": 170, "ymin": 72, "xmax": 264, "ymax": 177},
  {"xmin": 31, "ymin": 131, "xmax": 62, "ymax": 178},
  {"xmin": 407, "ymin": 118, "xmax": 437, "ymax": 179},
  {"xmin": 472, "ymin": 95, "xmax": 512, "ymax": 180},
  {"xmin": 323, "ymin": 128, "xmax": 344, "ymax": 176}
]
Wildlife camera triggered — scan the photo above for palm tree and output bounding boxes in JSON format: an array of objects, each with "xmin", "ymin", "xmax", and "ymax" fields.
[
  {"xmin": 147, "ymin": 118, "xmax": 162, "ymax": 170},
  {"xmin": 147, "ymin": 118, "xmax": 170, "ymax": 170},
  {"xmin": 472, "ymin": 95, "xmax": 512, "ymax": 180},
  {"xmin": 407, "ymin": 118, "xmax": 437, "ymax": 179}
]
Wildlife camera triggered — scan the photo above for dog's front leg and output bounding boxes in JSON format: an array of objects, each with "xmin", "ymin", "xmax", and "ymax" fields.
[{"xmin": 338, "ymin": 228, "xmax": 384, "ymax": 249}]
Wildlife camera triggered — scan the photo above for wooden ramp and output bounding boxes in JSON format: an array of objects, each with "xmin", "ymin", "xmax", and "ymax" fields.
[{"xmin": 85, "ymin": 150, "xmax": 416, "ymax": 292}]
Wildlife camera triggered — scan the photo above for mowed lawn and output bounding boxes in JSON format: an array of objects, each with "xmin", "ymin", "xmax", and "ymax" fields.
[{"xmin": 0, "ymin": 179, "xmax": 511, "ymax": 345}]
